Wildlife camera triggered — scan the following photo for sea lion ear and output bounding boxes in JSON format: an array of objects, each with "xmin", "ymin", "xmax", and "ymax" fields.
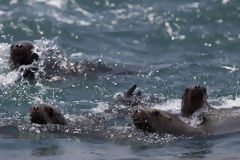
[
  {"xmin": 32, "ymin": 53, "xmax": 39, "ymax": 61},
  {"xmin": 45, "ymin": 107, "xmax": 54, "ymax": 116}
]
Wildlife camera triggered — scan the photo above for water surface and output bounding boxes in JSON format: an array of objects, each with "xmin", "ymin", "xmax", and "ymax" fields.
[{"xmin": 0, "ymin": 0, "xmax": 240, "ymax": 159}]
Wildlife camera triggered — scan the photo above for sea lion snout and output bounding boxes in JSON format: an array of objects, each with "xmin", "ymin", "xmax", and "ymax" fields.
[
  {"xmin": 132, "ymin": 109, "xmax": 162, "ymax": 132},
  {"xmin": 133, "ymin": 111, "xmax": 152, "ymax": 132},
  {"xmin": 30, "ymin": 106, "xmax": 39, "ymax": 112},
  {"xmin": 195, "ymin": 85, "xmax": 200, "ymax": 89},
  {"xmin": 16, "ymin": 43, "xmax": 23, "ymax": 48}
]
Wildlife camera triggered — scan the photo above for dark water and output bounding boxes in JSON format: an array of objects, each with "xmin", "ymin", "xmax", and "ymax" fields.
[{"xmin": 0, "ymin": 0, "xmax": 240, "ymax": 159}]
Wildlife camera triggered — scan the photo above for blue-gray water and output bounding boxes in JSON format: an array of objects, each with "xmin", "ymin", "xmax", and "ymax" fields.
[{"xmin": 0, "ymin": 0, "xmax": 240, "ymax": 159}]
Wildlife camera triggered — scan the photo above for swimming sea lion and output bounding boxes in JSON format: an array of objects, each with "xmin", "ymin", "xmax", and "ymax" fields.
[
  {"xmin": 9, "ymin": 41, "xmax": 113, "ymax": 79},
  {"xmin": 9, "ymin": 41, "xmax": 39, "ymax": 79},
  {"xmin": 132, "ymin": 109, "xmax": 201, "ymax": 136},
  {"xmin": 114, "ymin": 84, "xmax": 142, "ymax": 107},
  {"xmin": 29, "ymin": 104, "xmax": 67, "ymax": 125},
  {"xmin": 104, "ymin": 84, "xmax": 142, "ymax": 120},
  {"xmin": 9, "ymin": 41, "xmax": 39, "ymax": 70},
  {"xmin": 181, "ymin": 86, "xmax": 210, "ymax": 117},
  {"xmin": 114, "ymin": 84, "xmax": 156, "ymax": 108}
]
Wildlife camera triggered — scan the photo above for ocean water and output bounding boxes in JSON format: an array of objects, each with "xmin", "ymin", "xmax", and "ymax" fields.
[{"xmin": 0, "ymin": 0, "xmax": 240, "ymax": 159}]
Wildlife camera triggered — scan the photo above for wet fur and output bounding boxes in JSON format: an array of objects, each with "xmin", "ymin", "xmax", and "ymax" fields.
[
  {"xmin": 9, "ymin": 41, "xmax": 114, "ymax": 79},
  {"xmin": 29, "ymin": 104, "xmax": 67, "ymax": 125},
  {"xmin": 9, "ymin": 41, "xmax": 39, "ymax": 70},
  {"xmin": 181, "ymin": 86, "xmax": 209, "ymax": 117},
  {"xmin": 132, "ymin": 109, "xmax": 201, "ymax": 136}
]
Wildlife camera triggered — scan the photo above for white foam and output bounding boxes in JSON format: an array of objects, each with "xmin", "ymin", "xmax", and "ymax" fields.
[
  {"xmin": 150, "ymin": 95, "xmax": 240, "ymax": 115},
  {"xmin": 212, "ymin": 96, "xmax": 240, "ymax": 109},
  {"xmin": 0, "ymin": 71, "xmax": 19, "ymax": 86},
  {"xmin": 0, "ymin": 43, "xmax": 19, "ymax": 85},
  {"xmin": 179, "ymin": 2, "xmax": 199, "ymax": 11},
  {"xmin": 185, "ymin": 2, "xmax": 199, "ymax": 9},
  {"xmin": 64, "ymin": 114, "xmax": 86, "ymax": 122},
  {"xmin": 0, "ymin": 10, "xmax": 5, "ymax": 16},
  {"xmin": 75, "ymin": 8, "xmax": 93, "ymax": 17},
  {"xmin": 222, "ymin": 0, "xmax": 230, "ymax": 4},
  {"xmin": 152, "ymin": 99, "xmax": 181, "ymax": 114},
  {"xmin": 9, "ymin": 0, "xmax": 18, "ymax": 5},
  {"xmin": 34, "ymin": 0, "xmax": 67, "ymax": 9},
  {"xmin": 91, "ymin": 102, "xmax": 109, "ymax": 113},
  {"xmin": 165, "ymin": 22, "xmax": 173, "ymax": 37},
  {"xmin": 71, "ymin": 52, "xmax": 83, "ymax": 58},
  {"xmin": 52, "ymin": 12, "xmax": 74, "ymax": 24},
  {"xmin": 221, "ymin": 65, "xmax": 238, "ymax": 73},
  {"xmin": 113, "ymin": 92, "xmax": 124, "ymax": 100}
]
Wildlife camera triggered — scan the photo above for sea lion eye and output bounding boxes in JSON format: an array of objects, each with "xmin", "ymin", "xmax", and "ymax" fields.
[{"xmin": 152, "ymin": 110, "xmax": 159, "ymax": 116}]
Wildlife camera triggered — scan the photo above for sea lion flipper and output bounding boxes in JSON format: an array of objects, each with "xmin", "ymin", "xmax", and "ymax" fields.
[{"xmin": 125, "ymin": 84, "xmax": 137, "ymax": 98}]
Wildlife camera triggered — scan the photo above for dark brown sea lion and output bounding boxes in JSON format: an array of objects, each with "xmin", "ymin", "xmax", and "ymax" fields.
[
  {"xmin": 9, "ymin": 41, "xmax": 39, "ymax": 70},
  {"xmin": 9, "ymin": 41, "xmax": 113, "ymax": 79},
  {"xmin": 132, "ymin": 109, "xmax": 201, "ymax": 136},
  {"xmin": 29, "ymin": 104, "xmax": 67, "ymax": 125},
  {"xmin": 181, "ymin": 86, "xmax": 210, "ymax": 117}
]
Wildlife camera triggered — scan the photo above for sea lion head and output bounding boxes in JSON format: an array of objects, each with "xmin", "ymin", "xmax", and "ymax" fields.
[
  {"xmin": 29, "ymin": 104, "xmax": 67, "ymax": 125},
  {"xmin": 9, "ymin": 41, "xmax": 39, "ymax": 70},
  {"xmin": 132, "ymin": 109, "xmax": 174, "ymax": 134},
  {"xmin": 181, "ymin": 86, "xmax": 207, "ymax": 117}
]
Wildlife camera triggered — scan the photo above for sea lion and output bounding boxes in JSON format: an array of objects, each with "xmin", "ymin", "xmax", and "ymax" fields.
[
  {"xmin": 9, "ymin": 41, "xmax": 113, "ymax": 79},
  {"xmin": 29, "ymin": 104, "xmax": 67, "ymax": 125},
  {"xmin": 132, "ymin": 109, "xmax": 201, "ymax": 136},
  {"xmin": 113, "ymin": 84, "xmax": 157, "ymax": 108},
  {"xmin": 104, "ymin": 84, "xmax": 143, "ymax": 120},
  {"xmin": 181, "ymin": 86, "xmax": 210, "ymax": 117},
  {"xmin": 9, "ymin": 41, "xmax": 39, "ymax": 79},
  {"xmin": 9, "ymin": 41, "xmax": 39, "ymax": 70},
  {"xmin": 114, "ymin": 84, "xmax": 142, "ymax": 107}
]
